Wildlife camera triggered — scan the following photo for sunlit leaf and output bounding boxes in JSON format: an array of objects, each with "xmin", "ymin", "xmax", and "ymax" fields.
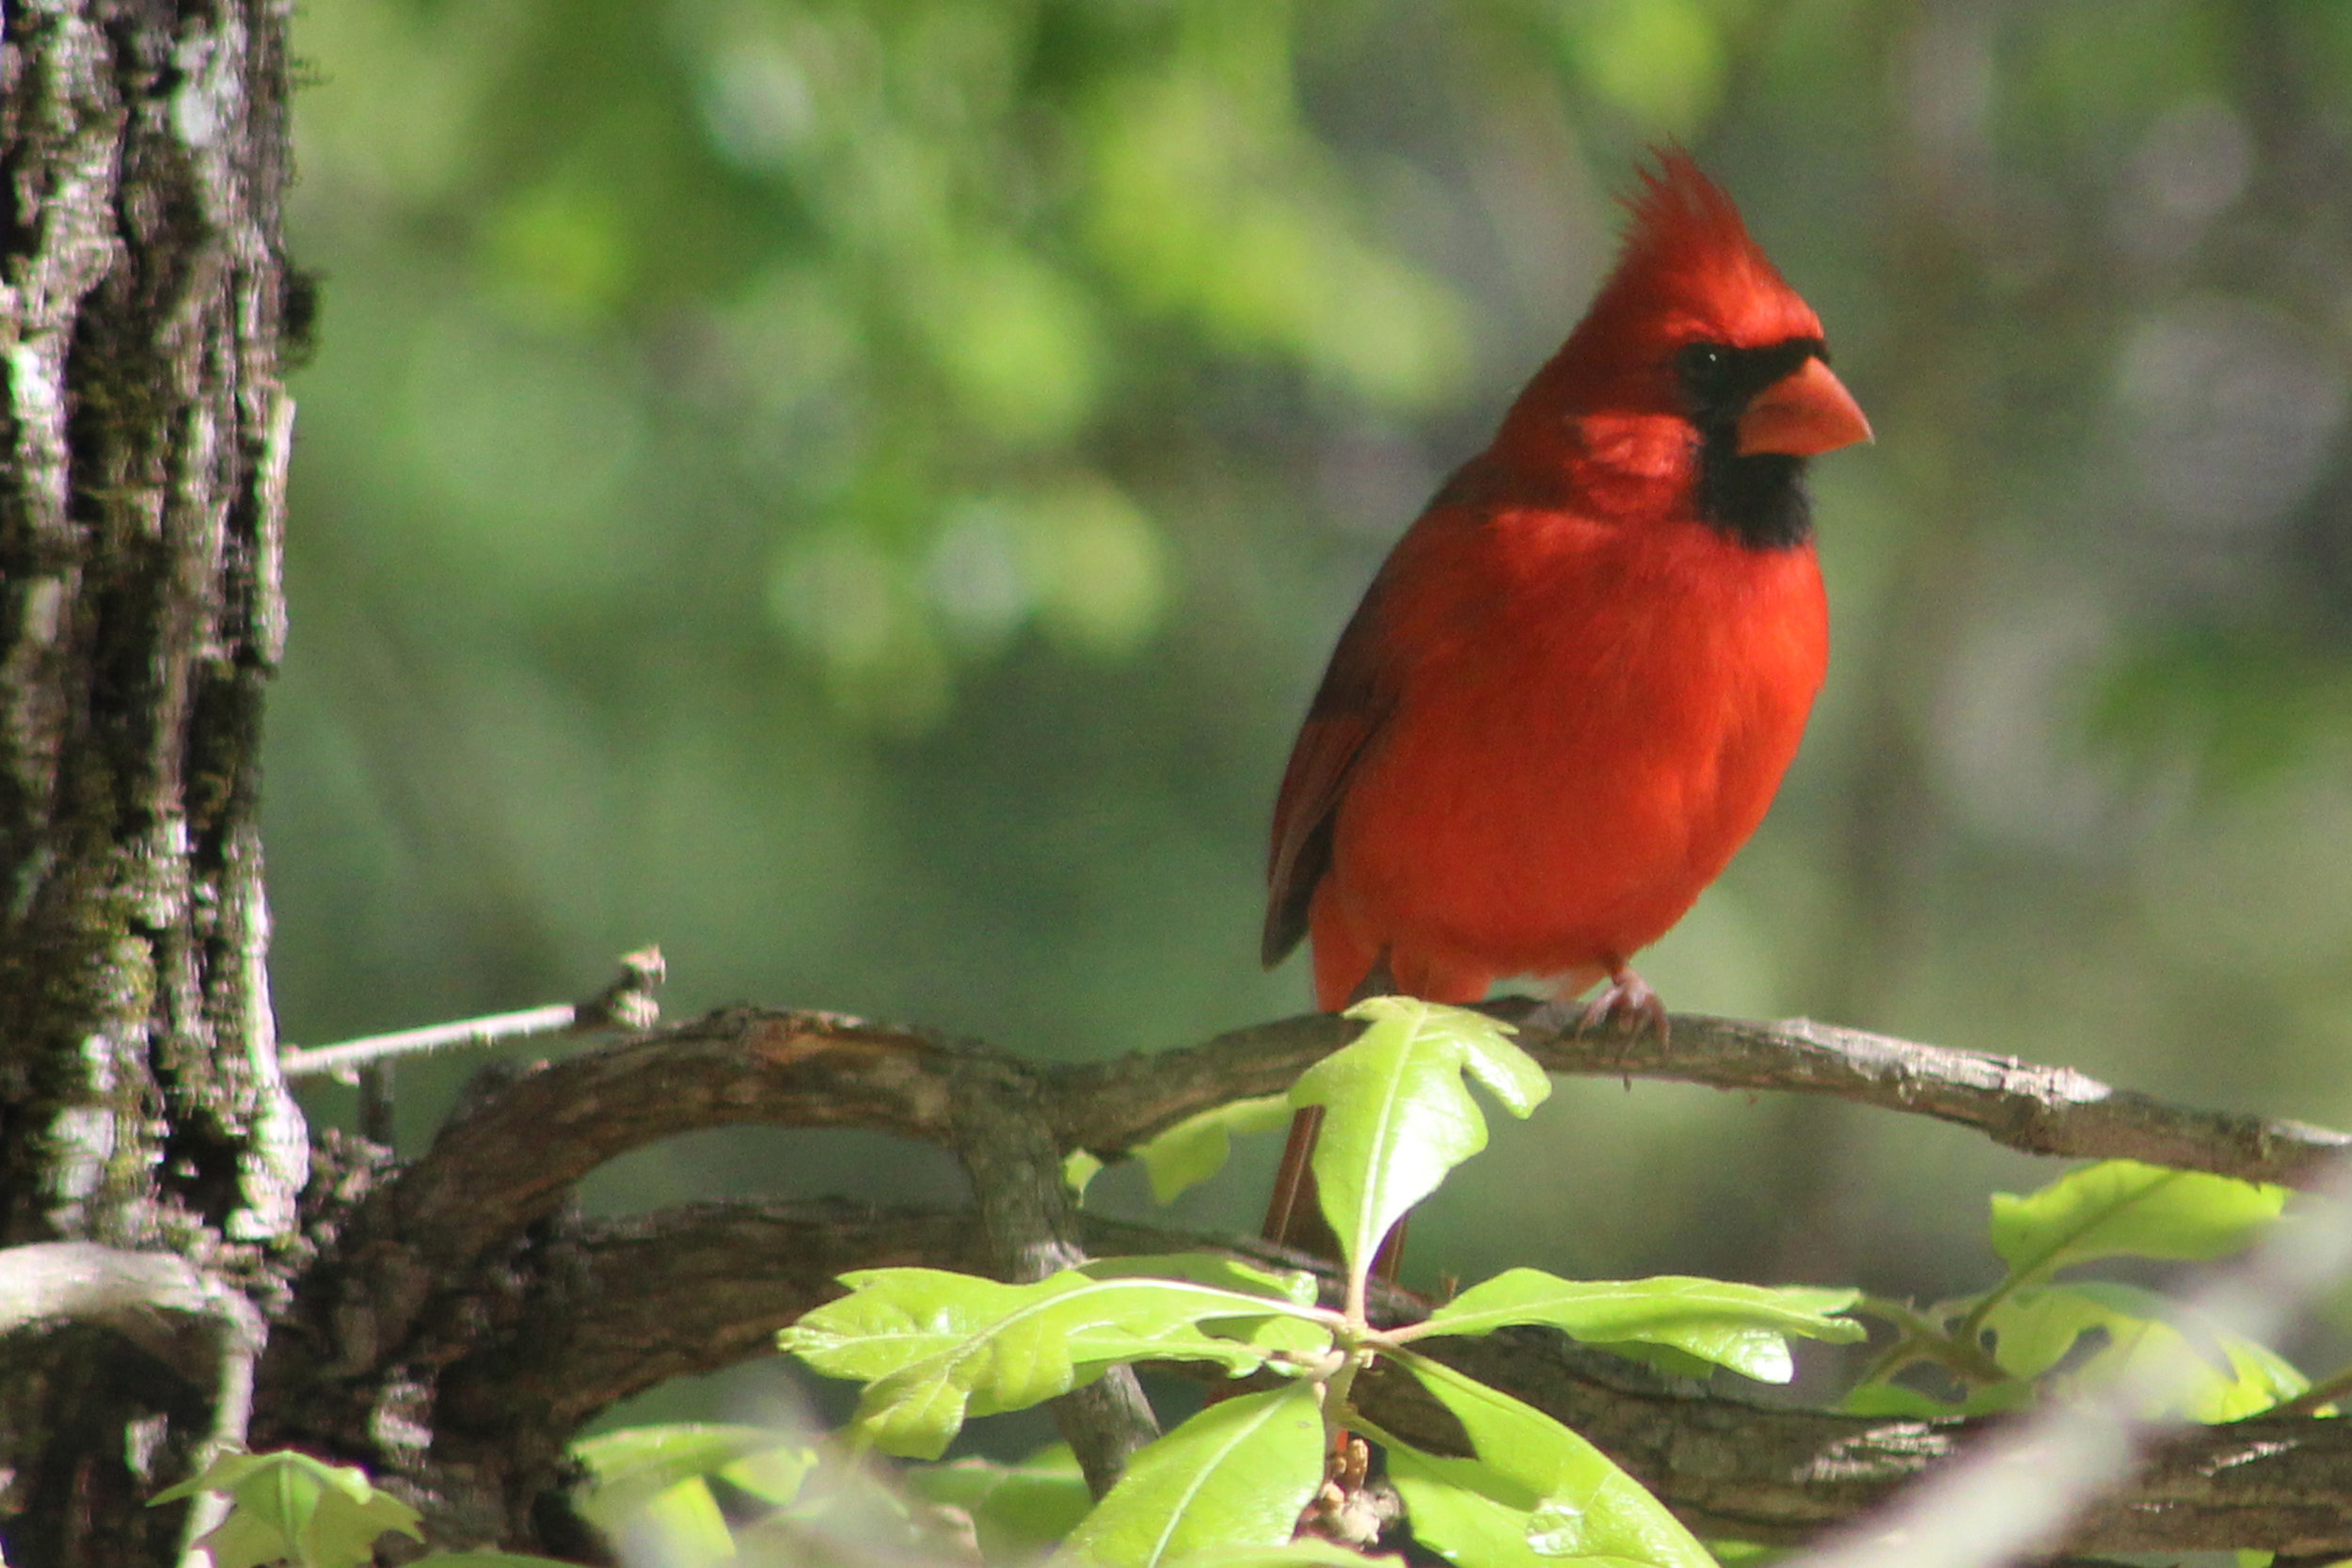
[
  {"xmin": 1077, "ymin": 1256, "xmax": 1333, "ymax": 1360},
  {"xmin": 621, "ymin": 1478, "xmax": 735, "ymax": 1568},
  {"xmin": 1131, "ymin": 1095, "xmax": 1296, "ymax": 1205},
  {"xmin": 1415, "ymin": 1272, "xmax": 1862, "ymax": 1384},
  {"xmin": 1078, "ymin": 1254, "xmax": 1319, "ymax": 1307},
  {"xmin": 1051, "ymin": 1384, "xmax": 1326, "ymax": 1566},
  {"xmin": 151, "ymin": 1449, "xmax": 423, "ymax": 1568},
  {"xmin": 780, "ymin": 1267, "xmax": 1321, "ymax": 1457},
  {"xmin": 1981, "ymin": 1282, "xmax": 2306, "ymax": 1420},
  {"xmin": 573, "ymin": 1422, "xmax": 816, "ymax": 1529},
  {"xmin": 1296, "ymin": 998, "xmax": 1549, "ymax": 1280},
  {"xmin": 1375, "ymin": 1351, "xmax": 1713, "ymax": 1568},
  {"xmin": 1989, "ymin": 1161, "xmax": 2285, "ymax": 1289},
  {"xmin": 907, "ymin": 1445, "xmax": 1095, "ymax": 1562}
]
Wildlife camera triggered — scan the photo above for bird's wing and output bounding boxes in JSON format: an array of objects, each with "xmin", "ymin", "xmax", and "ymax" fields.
[{"xmin": 1262, "ymin": 577, "xmax": 1398, "ymax": 970}]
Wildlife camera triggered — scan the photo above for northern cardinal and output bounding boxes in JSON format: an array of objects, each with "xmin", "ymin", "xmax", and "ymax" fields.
[{"xmin": 1261, "ymin": 153, "xmax": 1869, "ymax": 1260}]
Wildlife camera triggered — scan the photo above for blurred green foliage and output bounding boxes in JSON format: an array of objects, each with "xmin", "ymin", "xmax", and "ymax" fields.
[{"xmin": 269, "ymin": 0, "xmax": 2352, "ymax": 1408}]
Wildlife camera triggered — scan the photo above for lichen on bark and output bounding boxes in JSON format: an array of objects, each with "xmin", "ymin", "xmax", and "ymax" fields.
[{"xmin": 1, "ymin": 0, "xmax": 306, "ymax": 1559}]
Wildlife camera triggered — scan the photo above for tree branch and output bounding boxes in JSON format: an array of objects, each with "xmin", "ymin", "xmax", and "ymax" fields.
[
  {"xmin": 304, "ymin": 998, "xmax": 2351, "ymax": 1550},
  {"xmin": 1054, "ymin": 999, "xmax": 2351, "ymax": 1186},
  {"xmin": 422, "ymin": 1199, "xmax": 2352, "ymax": 1559},
  {"xmin": 0, "ymin": 1244, "xmax": 266, "ymax": 1563}
]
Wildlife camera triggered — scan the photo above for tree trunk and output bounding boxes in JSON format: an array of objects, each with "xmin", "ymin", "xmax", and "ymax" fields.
[{"xmin": 0, "ymin": 0, "xmax": 305, "ymax": 1560}]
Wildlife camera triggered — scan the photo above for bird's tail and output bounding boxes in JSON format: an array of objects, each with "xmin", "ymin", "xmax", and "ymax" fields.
[{"xmin": 1261, "ymin": 1104, "xmax": 1407, "ymax": 1279}]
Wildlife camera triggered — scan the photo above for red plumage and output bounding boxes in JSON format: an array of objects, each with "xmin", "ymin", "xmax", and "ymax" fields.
[{"xmin": 1261, "ymin": 153, "xmax": 1868, "ymax": 1258}]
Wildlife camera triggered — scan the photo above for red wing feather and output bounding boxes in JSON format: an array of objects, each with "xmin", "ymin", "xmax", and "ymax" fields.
[{"xmin": 1262, "ymin": 598, "xmax": 1394, "ymax": 968}]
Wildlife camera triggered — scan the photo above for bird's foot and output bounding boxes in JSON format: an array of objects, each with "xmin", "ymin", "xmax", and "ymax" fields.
[
  {"xmin": 1580, "ymin": 967, "xmax": 1667, "ymax": 1041},
  {"xmin": 1526, "ymin": 966, "xmax": 1669, "ymax": 1044}
]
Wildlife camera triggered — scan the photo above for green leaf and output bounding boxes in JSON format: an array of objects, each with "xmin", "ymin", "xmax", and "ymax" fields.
[
  {"xmin": 907, "ymin": 1445, "xmax": 1096, "ymax": 1561},
  {"xmin": 1079, "ymin": 1257, "xmax": 1334, "ymax": 1361},
  {"xmin": 151, "ymin": 1449, "xmax": 424, "ymax": 1568},
  {"xmin": 572, "ymin": 1422, "xmax": 816, "ymax": 1532},
  {"xmin": 780, "ymin": 1267, "xmax": 1319, "ymax": 1457},
  {"xmin": 1079, "ymin": 1254, "xmax": 1320, "ymax": 1307},
  {"xmin": 1051, "ymin": 1384, "xmax": 1326, "ymax": 1567},
  {"xmin": 1376, "ymin": 1351, "xmax": 1713, "ymax": 1568},
  {"xmin": 1989, "ymin": 1161, "xmax": 2286, "ymax": 1289},
  {"xmin": 412, "ymin": 1555, "xmax": 588, "ymax": 1566},
  {"xmin": 1980, "ymin": 1282, "xmax": 2306, "ymax": 1420},
  {"xmin": 1295, "ymin": 998, "xmax": 1549, "ymax": 1279},
  {"xmin": 1068, "ymin": 1148, "xmax": 1107, "ymax": 1196},
  {"xmin": 1133, "ymin": 1095, "xmax": 1297, "ymax": 1204},
  {"xmin": 628, "ymin": 1481, "xmax": 734, "ymax": 1567},
  {"xmin": 1415, "ymin": 1272, "xmax": 1863, "ymax": 1384}
]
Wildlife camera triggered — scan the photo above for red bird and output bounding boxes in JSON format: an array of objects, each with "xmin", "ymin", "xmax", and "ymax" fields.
[{"xmin": 1261, "ymin": 153, "xmax": 1869, "ymax": 1258}]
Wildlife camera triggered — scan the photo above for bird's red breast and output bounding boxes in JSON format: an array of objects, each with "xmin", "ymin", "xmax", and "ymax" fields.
[{"xmin": 1264, "ymin": 152, "xmax": 1868, "ymax": 1012}]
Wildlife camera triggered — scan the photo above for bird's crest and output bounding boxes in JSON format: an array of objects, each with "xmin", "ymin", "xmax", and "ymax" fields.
[{"xmin": 1607, "ymin": 149, "xmax": 1797, "ymax": 329}]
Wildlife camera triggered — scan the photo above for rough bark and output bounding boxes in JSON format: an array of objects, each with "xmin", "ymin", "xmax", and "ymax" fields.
[{"xmin": 0, "ymin": 0, "xmax": 304, "ymax": 1560}]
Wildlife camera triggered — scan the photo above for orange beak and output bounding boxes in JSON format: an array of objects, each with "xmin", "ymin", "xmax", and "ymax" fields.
[{"xmin": 1736, "ymin": 356, "xmax": 1872, "ymax": 458}]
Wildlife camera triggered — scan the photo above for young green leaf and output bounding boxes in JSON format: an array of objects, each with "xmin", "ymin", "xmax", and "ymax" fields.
[
  {"xmin": 1375, "ymin": 1351, "xmax": 1715, "ymax": 1568},
  {"xmin": 1296, "ymin": 997, "xmax": 1549, "ymax": 1280},
  {"xmin": 1132, "ymin": 1094, "xmax": 1297, "ymax": 1204},
  {"xmin": 781, "ymin": 1267, "xmax": 1320, "ymax": 1457},
  {"xmin": 907, "ymin": 1445, "xmax": 1096, "ymax": 1562},
  {"xmin": 151, "ymin": 1449, "xmax": 424, "ymax": 1568},
  {"xmin": 573, "ymin": 1422, "xmax": 817, "ymax": 1531},
  {"xmin": 1050, "ymin": 1383, "xmax": 1327, "ymax": 1567},
  {"xmin": 1989, "ymin": 1161, "xmax": 2286, "ymax": 1290},
  {"xmin": 1410, "ymin": 1271, "xmax": 1863, "ymax": 1384},
  {"xmin": 1980, "ymin": 1282, "xmax": 2307, "ymax": 1420},
  {"xmin": 613, "ymin": 1478, "xmax": 736, "ymax": 1568},
  {"xmin": 1080, "ymin": 1253, "xmax": 1321, "ymax": 1307}
]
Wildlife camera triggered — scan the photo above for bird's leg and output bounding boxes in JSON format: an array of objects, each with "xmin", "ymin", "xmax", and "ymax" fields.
[
  {"xmin": 1525, "ymin": 960, "xmax": 1669, "ymax": 1043},
  {"xmin": 1579, "ymin": 963, "xmax": 1667, "ymax": 1040},
  {"xmin": 1347, "ymin": 953, "xmax": 1399, "ymax": 1004}
]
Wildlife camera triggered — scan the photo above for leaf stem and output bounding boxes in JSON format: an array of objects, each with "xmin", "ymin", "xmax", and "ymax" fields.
[{"xmin": 1848, "ymin": 1294, "xmax": 2011, "ymax": 1389}]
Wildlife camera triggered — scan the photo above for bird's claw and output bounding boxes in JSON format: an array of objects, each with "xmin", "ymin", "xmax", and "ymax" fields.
[
  {"xmin": 1576, "ymin": 970, "xmax": 1668, "ymax": 1042},
  {"xmin": 1527, "ymin": 968, "xmax": 1669, "ymax": 1045}
]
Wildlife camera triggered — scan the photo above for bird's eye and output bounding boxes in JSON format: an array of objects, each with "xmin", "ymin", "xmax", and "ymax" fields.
[{"xmin": 1677, "ymin": 341, "xmax": 1730, "ymax": 386}]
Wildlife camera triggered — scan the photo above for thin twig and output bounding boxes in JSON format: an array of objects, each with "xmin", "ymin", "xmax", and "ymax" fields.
[
  {"xmin": 278, "ymin": 947, "xmax": 664, "ymax": 1081},
  {"xmin": 278, "ymin": 1003, "xmax": 578, "ymax": 1080}
]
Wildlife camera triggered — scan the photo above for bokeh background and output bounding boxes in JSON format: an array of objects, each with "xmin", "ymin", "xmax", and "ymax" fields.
[{"xmin": 268, "ymin": 0, "xmax": 2352, "ymax": 1414}]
